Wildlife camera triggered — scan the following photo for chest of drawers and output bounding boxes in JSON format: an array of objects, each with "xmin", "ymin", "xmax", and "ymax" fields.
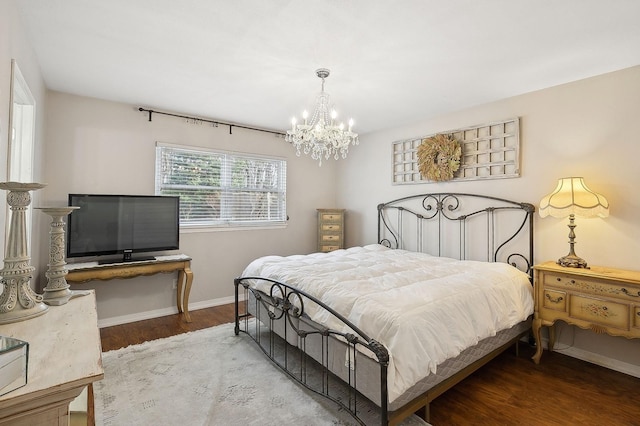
[
  {"xmin": 532, "ymin": 261, "xmax": 640, "ymax": 364},
  {"xmin": 317, "ymin": 209, "xmax": 345, "ymax": 253}
]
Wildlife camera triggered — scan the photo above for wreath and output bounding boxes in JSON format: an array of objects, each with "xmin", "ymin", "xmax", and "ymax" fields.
[{"xmin": 417, "ymin": 134, "xmax": 462, "ymax": 181}]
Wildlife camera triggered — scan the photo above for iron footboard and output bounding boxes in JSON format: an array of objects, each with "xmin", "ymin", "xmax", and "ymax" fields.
[{"xmin": 234, "ymin": 276, "xmax": 390, "ymax": 426}]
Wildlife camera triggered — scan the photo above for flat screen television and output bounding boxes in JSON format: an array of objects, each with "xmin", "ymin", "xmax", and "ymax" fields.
[{"xmin": 67, "ymin": 194, "xmax": 180, "ymax": 263}]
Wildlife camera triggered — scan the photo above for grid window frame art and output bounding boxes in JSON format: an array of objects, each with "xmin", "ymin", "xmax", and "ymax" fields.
[{"xmin": 392, "ymin": 117, "xmax": 521, "ymax": 185}]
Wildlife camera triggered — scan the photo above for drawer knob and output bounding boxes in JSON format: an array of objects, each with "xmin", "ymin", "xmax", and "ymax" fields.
[
  {"xmin": 621, "ymin": 288, "xmax": 640, "ymax": 297},
  {"xmin": 570, "ymin": 280, "xmax": 576, "ymax": 284},
  {"xmin": 556, "ymin": 277, "xmax": 561, "ymax": 282}
]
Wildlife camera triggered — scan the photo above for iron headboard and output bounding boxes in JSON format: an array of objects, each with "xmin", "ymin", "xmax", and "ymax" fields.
[{"xmin": 377, "ymin": 193, "xmax": 535, "ymax": 279}]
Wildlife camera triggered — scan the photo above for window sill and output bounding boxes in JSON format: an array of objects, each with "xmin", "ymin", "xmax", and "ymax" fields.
[{"xmin": 180, "ymin": 223, "xmax": 287, "ymax": 233}]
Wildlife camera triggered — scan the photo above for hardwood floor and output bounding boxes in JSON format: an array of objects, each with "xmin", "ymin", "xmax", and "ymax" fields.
[
  {"xmin": 430, "ymin": 343, "xmax": 640, "ymax": 425},
  {"xmin": 100, "ymin": 303, "xmax": 235, "ymax": 351},
  {"xmin": 100, "ymin": 305, "xmax": 640, "ymax": 425}
]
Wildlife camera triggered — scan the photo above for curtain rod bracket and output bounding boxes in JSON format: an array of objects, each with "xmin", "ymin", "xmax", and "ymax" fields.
[{"xmin": 138, "ymin": 107, "xmax": 153, "ymax": 122}]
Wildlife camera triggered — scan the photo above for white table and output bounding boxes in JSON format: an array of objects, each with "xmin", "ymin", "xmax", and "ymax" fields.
[{"xmin": 0, "ymin": 291, "xmax": 104, "ymax": 425}]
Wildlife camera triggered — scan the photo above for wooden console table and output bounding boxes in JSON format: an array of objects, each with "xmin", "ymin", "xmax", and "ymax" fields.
[
  {"xmin": 66, "ymin": 254, "xmax": 194, "ymax": 322},
  {"xmin": 0, "ymin": 292, "xmax": 104, "ymax": 425}
]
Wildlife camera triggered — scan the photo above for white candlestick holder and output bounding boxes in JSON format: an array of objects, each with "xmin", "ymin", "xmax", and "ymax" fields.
[
  {"xmin": 36, "ymin": 206, "xmax": 89, "ymax": 306},
  {"xmin": 0, "ymin": 182, "xmax": 48, "ymax": 324}
]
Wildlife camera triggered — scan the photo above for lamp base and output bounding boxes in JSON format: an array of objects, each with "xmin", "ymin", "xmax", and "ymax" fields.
[
  {"xmin": 556, "ymin": 213, "xmax": 590, "ymax": 268},
  {"xmin": 557, "ymin": 253, "xmax": 589, "ymax": 269}
]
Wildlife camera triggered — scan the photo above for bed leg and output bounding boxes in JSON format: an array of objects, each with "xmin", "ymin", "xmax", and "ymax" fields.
[
  {"xmin": 234, "ymin": 278, "xmax": 240, "ymax": 335},
  {"xmin": 415, "ymin": 403, "xmax": 431, "ymax": 423}
]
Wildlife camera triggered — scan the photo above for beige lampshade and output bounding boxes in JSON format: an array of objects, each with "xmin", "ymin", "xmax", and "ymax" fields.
[{"xmin": 539, "ymin": 177, "xmax": 609, "ymax": 219}]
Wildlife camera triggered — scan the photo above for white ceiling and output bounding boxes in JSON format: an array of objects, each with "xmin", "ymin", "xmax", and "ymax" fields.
[{"xmin": 15, "ymin": 0, "xmax": 640, "ymax": 135}]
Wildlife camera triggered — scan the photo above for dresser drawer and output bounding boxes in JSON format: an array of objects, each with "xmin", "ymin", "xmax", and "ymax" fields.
[
  {"xmin": 634, "ymin": 307, "xmax": 640, "ymax": 329},
  {"xmin": 321, "ymin": 223, "xmax": 342, "ymax": 232},
  {"xmin": 320, "ymin": 213, "xmax": 342, "ymax": 222},
  {"xmin": 569, "ymin": 294, "xmax": 630, "ymax": 330},
  {"xmin": 320, "ymin": 245, "xmax": 341, "ymax": 253},
  {"xmin": 543, "ymin": 289, "xmax": 566, "ymax": 311},
  {"xmin": 321, "ymin": 234, "xmax": 341, "ymax": 242},
  {"xmin": 544, "ymin": 272, "xmax": 639, "ymax": 301}
]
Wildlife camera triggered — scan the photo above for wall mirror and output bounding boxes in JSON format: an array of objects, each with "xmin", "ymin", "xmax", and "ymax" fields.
[{"xmin": 6, "ymin": 59, "xmax": 37, "ymax": 250}]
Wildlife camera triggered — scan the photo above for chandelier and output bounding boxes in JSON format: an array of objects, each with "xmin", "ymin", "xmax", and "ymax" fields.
[{"xmin": 285, "ymin": 68, "xmax": 358, "ymax": 166}]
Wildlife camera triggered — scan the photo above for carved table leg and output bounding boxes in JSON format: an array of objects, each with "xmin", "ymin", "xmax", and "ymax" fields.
[
  {"xmin": 548, "ymin": 323, "xmax": 556, "ymax": 352},
  {"xmin": 177, "ymin": 270, "xmax": 184, "ymax": 315},
  {"xmin": 176, "ymin": 264, "xmax": 193, "ymax": 323},
  {"xmin": 182, "ymin": 265, "xmax": 193, "ymax": 323},
  {"xmin": 532, "ymin": 317, "xmax": 543, "ymax": 364}
]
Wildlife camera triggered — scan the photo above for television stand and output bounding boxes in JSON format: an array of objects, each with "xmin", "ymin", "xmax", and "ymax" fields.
[{"xmin": 66, "ymin": 254, "xmax": 193, "ymax": 322}]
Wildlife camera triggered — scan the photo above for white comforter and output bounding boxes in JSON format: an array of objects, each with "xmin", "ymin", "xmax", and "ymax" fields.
[{"xmin": 242, "ymin": 244, "xmax": 534, "ymax": 403}]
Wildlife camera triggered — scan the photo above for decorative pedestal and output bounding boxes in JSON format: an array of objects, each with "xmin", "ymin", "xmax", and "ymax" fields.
[
  {"xmin": 0, "ymin": 182, "xmax": 48, "ymax": 324},
  {"xmin": 36, "ymin": 207, "xmax": 89, "ymax": 306}
]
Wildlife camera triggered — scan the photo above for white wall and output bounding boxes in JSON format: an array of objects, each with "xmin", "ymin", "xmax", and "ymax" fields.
[
  {"xmin": 40, "ymin": 91, "xmax": 339, "ymax": 323},
  {"xmin": 337, "ymin": 65, "xmax": 640, "ymax": 372},
  {"xmin": 0, "ymin": 0, "xmax": 47, "ymax": 286}
]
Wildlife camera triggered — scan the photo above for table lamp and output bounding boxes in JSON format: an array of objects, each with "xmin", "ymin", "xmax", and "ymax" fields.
[{"xmin": 539, "ymin": 177, "xmax": 609, "ymax": 268}]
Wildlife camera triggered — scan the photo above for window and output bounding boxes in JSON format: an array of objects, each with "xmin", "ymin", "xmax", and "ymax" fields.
[
  {"xmin": 8, "ymin": 60, "xmax": 36, "ymax": 251},
  {"xmin": 155, "ymin": 143, "xmax": 287, "ymax": 228}
]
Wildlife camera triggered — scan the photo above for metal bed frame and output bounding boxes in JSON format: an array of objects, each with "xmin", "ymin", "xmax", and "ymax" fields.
[{"xmin": 234, "ymin": 193, "xmax": 535, "ymax": 425}]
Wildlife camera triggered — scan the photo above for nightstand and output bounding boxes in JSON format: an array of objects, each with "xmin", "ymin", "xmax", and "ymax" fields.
[
  {"xmin": 532, "ymin": 261, "xmax": 640, "ymax": 364},
  {"xmin": 317, "ymin": 209, "xmax": 345, "ymax": 253}
]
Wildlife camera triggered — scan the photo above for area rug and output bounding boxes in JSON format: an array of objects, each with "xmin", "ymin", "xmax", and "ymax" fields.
[{"xmin": 94, "ymin": 322, "xmax": 429, "ymax": 426}]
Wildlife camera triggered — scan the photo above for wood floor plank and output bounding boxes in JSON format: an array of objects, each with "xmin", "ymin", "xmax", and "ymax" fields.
[
  {"xmin": 99, "ymin": 304, "xmax": 640, "ymax": 425},
  {"xmin": 99, "ymin": 303, "xmax": 235, "ymax": 351}
]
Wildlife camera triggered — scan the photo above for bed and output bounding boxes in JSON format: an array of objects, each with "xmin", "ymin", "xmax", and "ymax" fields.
[{"xmin": 234, "ymin": 193, "xmax": 535, "ymax": 425}]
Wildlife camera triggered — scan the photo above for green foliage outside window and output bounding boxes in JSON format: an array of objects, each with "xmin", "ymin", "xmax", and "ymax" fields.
[{"xmin": 155, "ymin": 144, "xmax": 286, "ymax": 227}]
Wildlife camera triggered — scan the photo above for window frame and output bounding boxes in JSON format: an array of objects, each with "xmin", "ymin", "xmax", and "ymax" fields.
[{"xmin": 155, "ymin": 142, "xmax": 287, "ymax": 231}]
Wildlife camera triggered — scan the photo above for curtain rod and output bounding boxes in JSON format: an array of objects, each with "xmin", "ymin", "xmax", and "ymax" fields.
[{"xmin": 138, "ymin": 107, "xmax": 285, "ymax": 136}]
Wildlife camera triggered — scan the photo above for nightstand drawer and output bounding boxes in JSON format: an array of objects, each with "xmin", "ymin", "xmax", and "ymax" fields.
[
  {"xmin": 321, "ymin": 224, "xmax": 341, "ymax": 232},
  {"xmin": 320, "ymin": 213, "xmax": 342, "ymax": 222},
  {"xmin": 544, "ymin": 272, "xmax": 636, "ymax": 300},
  {"xmin": 543, "ymin": 289, "xmax": 566, "ymax": 311},
  {"xmin": 569, "ymin": 294, "xmax": 629, "ymax": 330}
]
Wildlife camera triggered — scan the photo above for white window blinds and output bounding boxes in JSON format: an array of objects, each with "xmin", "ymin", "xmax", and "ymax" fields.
[{"xmin": 155, "ymin": 143, "xmax": 287, "ymax": 228}]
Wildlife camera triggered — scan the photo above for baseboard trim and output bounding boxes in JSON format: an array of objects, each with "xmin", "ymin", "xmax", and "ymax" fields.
[
  {"xmin": 538, "ymin": 334, "xmax": 640, "ymax": 379},
  {"xmin": 552, "ymin": 344, "xmax": 640, "ymax": 379},
  {"xmin": 97, "ymin": 295, "xmax": 239, "ymax": 328}
]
